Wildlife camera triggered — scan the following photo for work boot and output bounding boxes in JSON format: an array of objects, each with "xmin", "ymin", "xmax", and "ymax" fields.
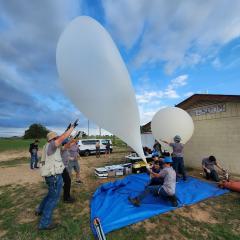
[
  {"xmin": 128, "ymin": 197, "xmax": 140, "ymax": 207},
  {"xmin": 63, "ymin": 197, "xmax": 75, "ymax": 204},
  {"xmin": 168, "ymin": 195, "xmax": 178, "ymax": 207},
  {"xmin": 38, "ymin": 223, "xmax": 59, "ymax": 231},
  {"xmin": 35, "ymin": 210, "xmax": 42, "ymax": 216}
]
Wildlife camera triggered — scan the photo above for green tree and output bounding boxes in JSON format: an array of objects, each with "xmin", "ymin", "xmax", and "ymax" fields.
[{"xmin": 23, "ymin": 123, "xmax": 49, "ymax": 139}]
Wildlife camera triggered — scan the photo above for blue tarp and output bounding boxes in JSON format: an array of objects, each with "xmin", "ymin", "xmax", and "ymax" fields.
[{"xmin": 90, "ymin": 174, "xmax": 229, "ymax": 235}]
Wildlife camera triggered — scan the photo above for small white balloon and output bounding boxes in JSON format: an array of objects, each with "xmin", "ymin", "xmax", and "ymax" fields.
[
  {"xmin": 56, "ymin": 16, "xmax": 146, "ymax": 161},
  {"xmin": 151, "ymin": 107, "xmax": 194, "ymax": 144}
]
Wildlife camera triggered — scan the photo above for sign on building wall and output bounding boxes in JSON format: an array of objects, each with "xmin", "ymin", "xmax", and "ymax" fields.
[{"xmin": 188, "ymin": 104, "xmax": 226, "ymax": 116}]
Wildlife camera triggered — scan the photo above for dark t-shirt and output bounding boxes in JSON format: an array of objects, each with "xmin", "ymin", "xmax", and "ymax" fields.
[{"xmin": 29, "ymin": 143, "xmax": 38, "ymax": 154}]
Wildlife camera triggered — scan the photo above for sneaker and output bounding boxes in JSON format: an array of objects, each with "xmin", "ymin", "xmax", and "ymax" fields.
[
  {"xmin": 128, "ymin": 197, "xmax": 140, "ymax": 207},
  {"xmin": 35, "ymin": 166, "xmax": 39, "ymax": 169},
  {"xmin": 76, "ymin": 180, "xmax": 82, "ymax": 184},
  {"xmin": 35, "ymin": 210, "xmax": 42, "ymax": 216},
  {"xmin": 169, "ymin": 195, "xmax": 178, "ymax": 207},
  {"xmin": 63, "ymin": 197, "xmax": 75, "ymax": 204},
  {"xmin": 38, "ymin": 223, "xmax": 59, "ymax": 231}
]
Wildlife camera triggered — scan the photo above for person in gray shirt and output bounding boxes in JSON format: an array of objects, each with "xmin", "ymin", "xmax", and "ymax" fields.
[
  {"xmin": 162, "ymin": 135, "xmax": 186, "ymax": 181},
  {"xmin": 128, "ymin": 157, "xmax": 178, "ymax": 207},
  {"xmin": 202, "ymin": 156, "xmax": 225, "ymax": 182}
]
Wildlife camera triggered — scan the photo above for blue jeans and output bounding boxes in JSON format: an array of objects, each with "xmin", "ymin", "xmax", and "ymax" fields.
[
  {"xmin": 137, "ymin": 185, "xmax": 169, "ymax": 201},
  {"xmin": 30, "ymin": 153, "xmax": 38, "ymax": 169},
  {"xmin": 38, "ymin": 175, "xmax": 63, "ymax": 229},
  {"xmin": 172, "ymin": 157, "xmax": 186, "ymax": 180}
]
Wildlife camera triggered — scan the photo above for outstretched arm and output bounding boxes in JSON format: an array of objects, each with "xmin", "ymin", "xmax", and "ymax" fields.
[
  {"xmin": 159, "ymin": 139, "xmax": 170, "ymax": 145},
  {"xmin": 216, "ymin": 161, "xmax": 224, "ymax": 171},
  {"xmin": 55, "ymin": 119, "xmax": 79, "ymax": 147}
]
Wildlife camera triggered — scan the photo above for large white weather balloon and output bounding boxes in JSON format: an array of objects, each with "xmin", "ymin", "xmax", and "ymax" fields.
[
  {"xmin": 151, "ymin": 107, "xmax": 194, "ymax": 144},
  {"xmin": 56, "ymin": 16, "xmax": 146, "ymax": 161}
]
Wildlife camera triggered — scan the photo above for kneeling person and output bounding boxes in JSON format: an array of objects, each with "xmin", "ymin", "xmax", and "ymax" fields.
[
  {"xmin": 202, "ymin": 155, "xmax": 225, "ymax": 182},
  {"xmin": 129, "ymin": 157, "xmax": 178, "ymax": 207}
]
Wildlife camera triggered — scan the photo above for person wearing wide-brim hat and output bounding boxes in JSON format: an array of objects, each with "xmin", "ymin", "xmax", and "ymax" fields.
[
  {"xmin": 36, "ymin": 120, "xmax": 78, "ymax": 230},
  {"xmin": 129, "ymin": 156, "xmax": 178, "ymax": 207}
]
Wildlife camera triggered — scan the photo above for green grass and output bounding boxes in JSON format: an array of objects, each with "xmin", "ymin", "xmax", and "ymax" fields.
[
  {"xmin": 0, "ymin": 157, "xmax": 28, "ymax": 167},
  {"xmin": 0, "ymin": 137, "xmax": 127, "ymax": 152},
  {"xmin": 0, "ymin": 139, "xmax": 45, "ymax": 152},
  {"xmin": 0, "ymin": 182, "xmax": 240, "ymax": 239}
]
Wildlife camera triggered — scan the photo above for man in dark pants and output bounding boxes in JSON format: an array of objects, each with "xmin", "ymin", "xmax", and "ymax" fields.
[
  {"xmin": 202, "ymin": 156, "xmax": 225, "ymax": 182},
  {"xmin": 29, "ymin": 139, "xmax": 39, "ymax": 169},
  {"xmin": 162, "ymin": 135, "xmax": 186, "ymax": 181},
  {"xmin": 61, "ymin": 139, "xmax": 74, "ymax": 203}
]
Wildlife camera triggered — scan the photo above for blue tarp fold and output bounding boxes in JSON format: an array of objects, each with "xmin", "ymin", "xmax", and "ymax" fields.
[{"xmin": 90, "ymin": 174, "xmax": 228, "ymax": 235}]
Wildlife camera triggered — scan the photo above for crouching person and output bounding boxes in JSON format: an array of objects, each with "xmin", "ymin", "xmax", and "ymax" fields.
[
  {"xmin": 202, "ymin": 155, "xmax": 225, "ymax": 182},
  {"xmin": 129, "ymin": 157, "xmax": 178, "ymax": 207},
  {"xmin": 36, "ymin": 120, "xmax": 77, "ymax": 230}
]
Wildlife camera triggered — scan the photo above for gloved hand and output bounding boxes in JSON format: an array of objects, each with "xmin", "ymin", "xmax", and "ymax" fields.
[
  {"xmin": 73, "ymin": 119, "xmax": 79, "ymax": 128},
  {"xmin": 74, "ymin": 131, "xmax": 80, "ymax": 139},
  {"xmin": 65, "ymin": 123, "xmax": 71, "ymax": 132}
]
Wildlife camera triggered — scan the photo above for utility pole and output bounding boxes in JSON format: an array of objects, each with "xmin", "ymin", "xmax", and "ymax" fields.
[{"xmin": 99, "ymin": 127, "xmax": 101, "ymax": 136}]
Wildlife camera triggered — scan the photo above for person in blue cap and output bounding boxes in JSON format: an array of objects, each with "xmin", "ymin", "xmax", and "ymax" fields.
[{"xmin": 128, "ymin": 156, "xmax": 178, "ymax": 207}]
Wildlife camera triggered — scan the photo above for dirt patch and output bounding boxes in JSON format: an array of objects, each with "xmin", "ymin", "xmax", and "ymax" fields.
[
  {"xmin": 0, "ymin": 149, "xmax": 125, "ymax": 187},
  {"xmin": 0, "ymin": 230, "xmax": 7, "ymax": 238},
  {"xmin": 176, "ymin": 205, "xmax": 218, "ymax": 224},
  {"xmin": 144, "ymin": 221, "xmax": 158, "ymax": 232},
  {"xmin": 146, "ymin": 228, "xmax": 187, "ymax": 240},
  {"xmin": 0, "ymin": 150, "xmax": 29, "ymax": 162},
  {"xmin": 17, "ymin": 207, "xmax": 36, "ymax": 224},
  {"xmin": 0, "ymin": 164, "xmax": 43, "ymax": 186}
]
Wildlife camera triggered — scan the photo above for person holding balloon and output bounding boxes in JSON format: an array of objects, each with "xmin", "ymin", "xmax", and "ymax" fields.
[
  {"xmin": 37, "ymin": 119, "xmax": 78, "ymax": 230},
  {"xmin": 162, "ymin": 135, "xmax": 187, "ymax": 181},
  {"xmin": 128, "ymin": 156, "xmax": 178, "ymax": 207}
]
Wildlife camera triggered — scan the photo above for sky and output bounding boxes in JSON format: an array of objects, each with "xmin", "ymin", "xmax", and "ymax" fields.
[{"xmin": 0, "ymin": 0, "xmax": 240, "ymax": 136}]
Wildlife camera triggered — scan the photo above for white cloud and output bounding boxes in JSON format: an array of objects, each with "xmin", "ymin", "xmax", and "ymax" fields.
[
  {"xmin": 102, "ymin": 0, "xmax": 240, "ymax": 73},
  {"xmin": 136, "ymin": 91, "xmax": 161, "ymax": 104},
  {"xmin": 136, "ymin": 74, "xmax": 188, "ymax": 105},
  {"xmin": 164, "ymin": 88, "xmax": 179, "ymax": 99},
  {"xmin": 136, "ymin": 74, "xmax": 188, "ymax": 123},
  {"xmin": 169, "ymin": 75, "xmax": 188, "ymax": 88},
  {"xmin": 212, "ymin": 57, "xmax": 222, "ymax": 69},
  {"xmin": 139, "ymin": 105, "xmax": 167, "ymax": 124}
]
